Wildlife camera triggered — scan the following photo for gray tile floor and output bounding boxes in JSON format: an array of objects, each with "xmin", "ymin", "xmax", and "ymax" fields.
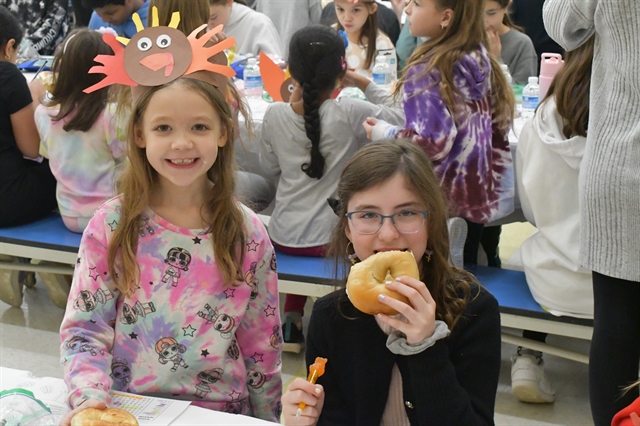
[{"xmin": 0, "ymin": 281, "xmax": 594, "ymax": 425}]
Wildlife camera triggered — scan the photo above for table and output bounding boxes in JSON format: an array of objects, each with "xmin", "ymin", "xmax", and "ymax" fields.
[{"xmin": 0, "ymin": 367, "xmax": 280, "ymax": 426}]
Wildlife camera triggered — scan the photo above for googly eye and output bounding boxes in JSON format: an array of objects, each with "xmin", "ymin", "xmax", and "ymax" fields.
[
  {"xmin": 137, "ymin": 37, "xmax": 152, "ymax": 51},
  {"xmin": 287, "ymin": 83, "xmax": 295, "ymax": 93},
  {"xmin": 157, "ymin": 34, "xmax": 171, "ymax": 49}
]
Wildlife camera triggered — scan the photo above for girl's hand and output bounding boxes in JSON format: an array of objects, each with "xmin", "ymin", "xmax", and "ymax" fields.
[
  {"xmin": 631, "ymin": 412, "xmax": 640, "ymax": 426},
  {"xmin": 60, "ymin": 399, "xmax": 106, "ymax": 426},
  {"xmin": 487, "ymin": 29, "xmax": 502, "ymax": 58},
  {"xmin": 340, "ymin": 70, "xmax": 371, "ymax": 93},
  {"xmin": 363, "ymin": 117, "xmax": 378, "ymax": 140},
  {"xmin": 282, "ymin": 377, "xmax": 325, "ymax": 426},
  {"xmin": 376, "ymin": 276, "xmax": 437, "ymax": 345}
]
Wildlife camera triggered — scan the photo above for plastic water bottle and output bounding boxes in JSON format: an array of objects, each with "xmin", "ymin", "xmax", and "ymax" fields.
[
  {"xmin": 538, "ymin": 53, "xmax": 564, "ymax": 100},
  {"xmin": 243, "ymin": 57, "xmax": 262, "ymax": 99},
  {"xmin": 522, "ymin": 76, "xmax": 540, "ymax": 117},
  {"xmin": 500, "ymin": 63, "xmax": 513, "ymax": 86},
  {"xmin": 372, "ymin": 55, "xmax": 391, "ymax": 88},
  {"xmin": 379, "ymin": 49, "xmax": 397, "ymax": 81}
]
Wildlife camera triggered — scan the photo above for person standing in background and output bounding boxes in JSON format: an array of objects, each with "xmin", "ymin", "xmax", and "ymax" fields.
[
  {"xmin": 543, "ymin": 1, "xmax": 640, "ymax": 425},
  {"xmin": 256, "ymin": 0, "xmax": 321, "ymax": 60},
  {"xmin": 510, "ymin": 0, "xmax": 561, "ymax": 73}
]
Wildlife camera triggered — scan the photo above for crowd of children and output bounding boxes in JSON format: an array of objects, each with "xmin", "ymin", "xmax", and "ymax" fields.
[{"xmin": 0, "ymin": 0, "xmax": 638, "ymax": 425}]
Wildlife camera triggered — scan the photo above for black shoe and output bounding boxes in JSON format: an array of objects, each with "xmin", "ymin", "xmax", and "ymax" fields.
[{"xmin": 282, "ymin": 316, "xmax": 305, "ymax": 354}]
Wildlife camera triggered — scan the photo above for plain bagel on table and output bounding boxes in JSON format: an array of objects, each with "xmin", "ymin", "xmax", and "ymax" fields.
[
  {"xmin": 346, "ymin": 250, "xmax": 420, "ymax": 315},
  {"xmin": 70, "ymin": 408, "xmax": 138, "ymax": 426}
]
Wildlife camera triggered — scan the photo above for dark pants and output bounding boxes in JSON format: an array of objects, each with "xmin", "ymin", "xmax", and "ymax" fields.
[
  {"xmin": 0, "ymin": 159, "xmax": 57, "ymax": 228},
  {"xmin": 481, "ymin": 225, "xmax": 502, "ymax": 267},
  {"xmin": 463, "ymin": 220, "xmax": 484, "ymax": 267},
  {"xmin": 589, "ymin": 271, "xmax": 640, "ymax": 426}
]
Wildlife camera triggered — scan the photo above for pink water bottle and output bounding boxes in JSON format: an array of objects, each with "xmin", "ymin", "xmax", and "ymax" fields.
[{"xmin": 538, "ymin": 53, "xmax": 564, "ymax": 100}]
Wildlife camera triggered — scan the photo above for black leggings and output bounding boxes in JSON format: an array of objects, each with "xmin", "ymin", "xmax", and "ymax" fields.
[
  {"xmin": 463, "ymin": 220, "xmax": 484, "ymax": 267},
  {"xmin": 589, "ymin": 271, "xmax": 640, "ymax": 426}
]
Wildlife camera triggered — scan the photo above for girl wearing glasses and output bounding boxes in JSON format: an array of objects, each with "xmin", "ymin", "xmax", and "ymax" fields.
[{"xmin": 281, "ymin": 139, "xmax": 501, "ymax": 425}]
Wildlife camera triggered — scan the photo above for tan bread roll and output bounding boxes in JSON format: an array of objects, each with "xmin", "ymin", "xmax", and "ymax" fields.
[
  {"xmin": 39, "ymin": 71, "xmax": 55, "ymax": 93},
  {"xmin": 71, "ymin": 408, "xmax": 138, "ymax": 426},
  {"xmin": 346, "ymin": 250, "xmax": 419, "ymax": 315}
]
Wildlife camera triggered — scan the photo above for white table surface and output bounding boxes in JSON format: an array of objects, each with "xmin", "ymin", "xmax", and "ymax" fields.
[{"xmin": 0, "ymin": 367, "xmax": 279, "ymax": 426}]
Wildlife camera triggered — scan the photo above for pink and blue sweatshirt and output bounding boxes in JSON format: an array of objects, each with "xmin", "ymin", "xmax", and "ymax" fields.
[
  {"xmin": 373, "ymin": 45, "xmax": 514, "ymax": 224},
  {"xmin": 59, "ymin": 197, "xmax": 282, "ymax": 422}
]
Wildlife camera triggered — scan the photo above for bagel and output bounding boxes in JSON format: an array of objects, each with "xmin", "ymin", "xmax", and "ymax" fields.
[
  {"xmin": 71, "ymin": 408, "xmax": 138, "ymax": 426},
  {"xmin": 346, "ymin": 250, "xmax": 419, "ymax": 315}
]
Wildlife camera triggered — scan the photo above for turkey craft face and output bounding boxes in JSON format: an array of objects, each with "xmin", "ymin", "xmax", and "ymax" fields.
[
  {"xmin": 83, "ymin": 7, "xmax": 236, "ymax": 93},
  {"xmin": 125, "ymin": 26, "xmax": 192, "ymax": 86}
]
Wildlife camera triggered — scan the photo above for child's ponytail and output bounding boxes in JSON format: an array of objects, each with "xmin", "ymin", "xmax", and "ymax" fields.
[
  {"xmin": 301, "ymin": 80, "xmax": 325, "ymax": 179},
  {"xmin": 288, "ymin": 25, "xmax": 346, "ymax": 180}
]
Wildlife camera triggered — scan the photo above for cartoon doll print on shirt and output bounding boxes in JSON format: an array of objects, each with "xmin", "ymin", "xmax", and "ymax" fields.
[
  {"xmin": 194, "ymin": 368, "xmax": 224, "ymax": 398},
  {"xmin": 110, "ymin": 357, "xmax": 132, "ymax": 391},
  {"xmin": 73, "ymin": 288, "xmax": 114, "ymax": 312},
  {"xmin": 63, "ymin": 332, "xmax": 105, "ymax": 356},
  {"xmin": 155, "ymin": 337, "xmax": 189, "ymax": 372},
  {"xmin": 269, "ymin": 325, "xmax": 283, "ymax": 350},
  {"xmin": 221, "ymin": 397, "xmax": 249, "ymax": 415},
  {"xmin": 227, "ymin": 338, "xmax": 240, "ymax": 360},
  {"xmin": 247, "ymin": 371, "xmax": 269, "ymax": 394},
  {"xmin": 139, "ymin": 214, "xmax": 155, "ymax": 237},
  {"xmin": 162, "ymin": 247, "xmax": 191, "ymax": 287},
  {"xmin": 197, "ymin": 304, "xmax": 237, "ymax": 339},
  {"xmin": 121, "ymin": 301, "xmax": 156, "ymax": 324},
  {"xmin": 244, "ymin": 261, "xmax": 259, "ymax": 300}
]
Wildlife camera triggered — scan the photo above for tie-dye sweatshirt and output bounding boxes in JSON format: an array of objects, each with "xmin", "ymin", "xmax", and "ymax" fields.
[
  {"xmin": 35, "ymin": 104, "xmax": 126, "ymax": 225},
  {"xmin": 372, "ymin": 45, "xmax": 514, "ymax": 224},
  {"xmin": 59, "ymin": 197, "xmax": 283, "ymax": 422}
]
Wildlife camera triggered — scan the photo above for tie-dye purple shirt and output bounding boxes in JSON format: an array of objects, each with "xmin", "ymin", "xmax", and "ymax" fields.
[
  {"xmin": 59, "ymin": 197, "xmax": 282, "ymax": 422},
  {"xmin": 397, "ymin": 45, "xmax": 514, "ymax": 223}
]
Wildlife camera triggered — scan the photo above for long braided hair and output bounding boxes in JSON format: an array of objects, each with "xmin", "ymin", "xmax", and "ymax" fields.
[{"xmin": 288, "ymin": 25, "xmax": 346, "ymax": 180}]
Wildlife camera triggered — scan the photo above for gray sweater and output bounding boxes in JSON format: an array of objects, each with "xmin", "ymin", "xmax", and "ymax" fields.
[
  {"xmin": 500, "ymin": 29, "xmax": 538, "ymax": 85},
  {"xmin": 543, "ymin": 0, "xmax": 640, "ymax": 281},
  {"xmin": 259, "ymin": 98, "xmax": 404, "ymax": 248}
]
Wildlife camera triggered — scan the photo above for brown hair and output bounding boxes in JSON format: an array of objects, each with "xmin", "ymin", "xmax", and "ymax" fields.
[
  {"xmin": 394, "ymin": 0, "xmax": 514, "ymax": 133},
  {"xmin": 540, "ymin": 35, "xmax": 593, "ymax": 139},
  {"xmin": 150, "ymin": 0, "xmax": 210, "ymax": 35},
  {"xmin": 47, "ymin": 29, "xmax": 113, "ymax": 132},
  {"xmin": 327, "ymin": 139, "xmax": 478, "ymax": 330},
  {"xmin": 107, "ymin": 78, "xmax": 245, "ymax": 296},
  {"xmin": 334, "ymin": 0, "xmax": 379, "ymax": 70},
  {"xmin": 490, "ymin": 0, "xmax": 524, "ymax": 32}
]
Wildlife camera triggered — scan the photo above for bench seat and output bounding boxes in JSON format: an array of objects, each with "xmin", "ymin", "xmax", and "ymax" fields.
[{"xmin": 0, "ymin": 214, "xmax": 592, "ymax": 363}]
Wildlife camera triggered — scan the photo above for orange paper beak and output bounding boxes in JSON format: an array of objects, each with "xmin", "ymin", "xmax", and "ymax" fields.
[{"xmin": 140, "ymin": 52, "xmax": 175, "ymax": 77}]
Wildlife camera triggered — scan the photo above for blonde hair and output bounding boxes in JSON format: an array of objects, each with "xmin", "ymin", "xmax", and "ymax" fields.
[
  {"xmin": 107, "ymin": 78, "xmax": 245, "ymax": 296},
  {"xmin": 150, "ymin": 0, "xmax": 210, "ymax": 35},
  {"xmin": 327, "ymin": 140, "xmax": 478, "ymax": 330},
  {"xmin": 394, "ymin": 0, "xmax": 514, "ymax": 133}
]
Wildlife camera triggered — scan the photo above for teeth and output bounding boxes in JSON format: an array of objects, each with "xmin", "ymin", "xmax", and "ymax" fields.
[{"xmin": 170, "ymin": 159, "xmax": 195, "ymax": 165}]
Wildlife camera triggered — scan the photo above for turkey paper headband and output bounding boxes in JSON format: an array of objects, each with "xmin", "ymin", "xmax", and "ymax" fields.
[
  {"xmin": 83, "ymin": 7, "xmax": 236, "ymax": 94},
  {"xmin": 259, "ymin": 51, "xmax": 294, "ymax": 102}
]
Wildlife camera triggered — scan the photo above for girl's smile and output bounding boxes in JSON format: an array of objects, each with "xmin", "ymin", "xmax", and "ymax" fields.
[{"xmin": 134, "ymin": 83, "xmax": 227, "ymax": 192}]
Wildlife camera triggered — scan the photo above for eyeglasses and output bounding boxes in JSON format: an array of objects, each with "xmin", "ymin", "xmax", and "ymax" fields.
[{"xmin": 345, "ymin": 210, "xmax": 429, "ymax": 235}]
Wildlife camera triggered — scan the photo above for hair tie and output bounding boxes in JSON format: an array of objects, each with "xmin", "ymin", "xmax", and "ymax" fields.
[{"xmin": 340, "ymin": 56, "xmax": 346, "ymax": 70}]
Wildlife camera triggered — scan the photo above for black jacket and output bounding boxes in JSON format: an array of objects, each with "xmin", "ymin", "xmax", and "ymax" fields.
[{"xmin": 306, "ymin": 284, "xmax": 501, "ymax": 426}]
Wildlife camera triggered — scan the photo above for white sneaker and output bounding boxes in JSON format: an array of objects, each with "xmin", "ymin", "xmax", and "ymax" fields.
[
  {"xmin": 511, "ymin": 353, "xmax": 556, "ymax": 403},
  {"xmin": 447, "ymin": 217, "xmax": 467, "ymax": 269}
]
